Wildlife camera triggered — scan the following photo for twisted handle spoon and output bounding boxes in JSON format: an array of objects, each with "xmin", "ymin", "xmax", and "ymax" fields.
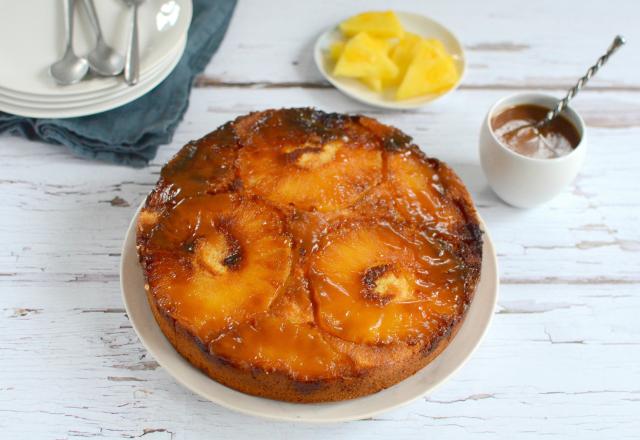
[{"xmin": 536, "ymin": 35, "xmax": 626, "ymax": 128}]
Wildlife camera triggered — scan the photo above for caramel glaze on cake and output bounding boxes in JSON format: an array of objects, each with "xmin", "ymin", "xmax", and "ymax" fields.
[{"xmin": 136, "ymin": 108, "xmax": 483, "ymax": 403}]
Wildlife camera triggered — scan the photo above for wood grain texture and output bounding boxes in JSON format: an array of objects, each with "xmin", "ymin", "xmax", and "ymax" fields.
[{"xmin": 1, "ymin": 0, "xmax": 639, "ymax": 438}]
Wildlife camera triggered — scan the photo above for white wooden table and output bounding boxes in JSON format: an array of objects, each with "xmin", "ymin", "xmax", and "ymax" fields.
[{"xmin": 1, "ymin": 1, "xmax": 639, "ymax": 438}]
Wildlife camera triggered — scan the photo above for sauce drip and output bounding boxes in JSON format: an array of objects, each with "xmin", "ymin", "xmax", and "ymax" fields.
[{"xmin": 491, "ymin": 104, "xmax": 581, "ymax": 159}]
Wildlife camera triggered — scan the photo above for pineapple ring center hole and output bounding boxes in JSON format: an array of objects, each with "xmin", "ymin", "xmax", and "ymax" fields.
[
  {"xmin": 283, "ymin": 140, "xmax": 341, "ymax": 170},
  {"xmin": 361, "ymin": 264, "xmax": 416, "ymax": 306},
  {"xmin": 193, "ymin": 228, "xmax": 242, "ymax": 276}
]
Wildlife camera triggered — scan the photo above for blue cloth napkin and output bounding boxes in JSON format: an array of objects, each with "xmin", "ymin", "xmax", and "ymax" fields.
[{"xmin": 0, "ymin": 0, "xmax": 237, "ymax": 167}]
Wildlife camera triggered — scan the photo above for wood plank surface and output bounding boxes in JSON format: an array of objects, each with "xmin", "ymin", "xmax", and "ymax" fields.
[{"xmin": 1, "ymin": 0, "xmax": 639, "ymax": 438}]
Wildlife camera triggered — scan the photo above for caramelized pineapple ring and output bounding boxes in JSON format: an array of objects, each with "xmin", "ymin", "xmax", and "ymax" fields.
[
  {"xmin": 309, "ymin": 221, "xmax": 465, "ymax": 344},
  {"xmin": 211, "ymin": 315, "xmax": 353, "ymax": 381},
  {"xmin": 235, "ymin": 109, "xmax": 383, "ymax": 212},
  {"xmin": 388, "ymin": 149, "xmax": 467, "ymax": 234},
  {"xmin": 160, "ymin": 123, "xmax": 238, "ymax": 202},
  {"xmin": 142, "ymin": 193, "xmax": 292, "ymax": 343},
  {"xmin": 210, "ymin": 267, "xmax": 353, "ymax": 380},
  {"xmin": 357, "ymin": 115, "xmax": 471, "ymax": 236}
]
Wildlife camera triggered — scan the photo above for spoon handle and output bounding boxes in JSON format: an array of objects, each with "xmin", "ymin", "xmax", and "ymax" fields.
[
  {"xmin": 64, "ymin": 0, "xmax": 76, "ymax": 51},
  {"xmin": 83, "ymin": 0, "xmax": 103, "ymax": 39},
  {"xmin": 539, "ymin": 35, "xmax": 626, "ymax": 127},
  {"xmin": 124, "ymin": 4, "xmax": 139, "ymax": 85}
]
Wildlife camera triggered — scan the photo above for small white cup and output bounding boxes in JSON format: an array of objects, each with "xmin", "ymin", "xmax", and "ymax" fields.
[{"xmin": 479, "ymin": 93, "xmax": 587, "ymax": 208}]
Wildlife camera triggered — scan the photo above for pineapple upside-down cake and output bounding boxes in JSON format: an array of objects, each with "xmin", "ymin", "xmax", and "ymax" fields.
[{"xmin": 136, "ymin": 108, "xmax": 483, "ymax": 402}]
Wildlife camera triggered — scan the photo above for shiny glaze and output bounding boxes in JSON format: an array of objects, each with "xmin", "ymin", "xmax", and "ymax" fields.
[
  {"xmin": 211, "ymin": 315, "xmax": 354, "ymax": 380},
  {"xmin": 160, "ymin": 123, "xmax": 239, "ymax": 203},
  {"xmin": 235, "ymin": 109, "xmax": 383, "ymax": 212},
  {"xmin": 141, "ymin": 193, "xmax": 292, "ymax": 343},
  {"xmin": 310, "ymin": 220, "xmax": 463, "ymax": 345},
  {"xmin": 138, "ymin": 108, "xmax": 481, "ymax": 378}
]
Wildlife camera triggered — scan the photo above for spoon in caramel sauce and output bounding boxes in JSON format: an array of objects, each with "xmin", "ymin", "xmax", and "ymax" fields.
[{"xmin": 501, "ymin": 35, "xmax": 626, "ymax": 152}]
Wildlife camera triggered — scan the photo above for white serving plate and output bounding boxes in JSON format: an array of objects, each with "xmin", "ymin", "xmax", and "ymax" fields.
[
  {"xmin": 314, "ymin": 11, "xmax": 466, "ymax": 110},
  {"xmin": 0, "ymin": 36, "xmax": 185, "ymax": 108},
  {"xmin": 0, "ymin": 0, "xmax": 191, "ymax": 97},
  {"xmin": 0, "ymin": 37, "xmax": 186, "ymax": 118},
  {"xmin": 120, "ymin": 202, "xmax": 498, "ymax": 422}
]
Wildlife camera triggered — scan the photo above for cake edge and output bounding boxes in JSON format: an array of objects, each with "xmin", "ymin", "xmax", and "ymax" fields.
[{"xmin": 145, "ymin": 281, "xmax": 470, "ymax": 403}]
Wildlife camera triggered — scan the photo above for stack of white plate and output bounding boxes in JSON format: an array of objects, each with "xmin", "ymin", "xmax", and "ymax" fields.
[{"xmin": 0, "ymin": 0, "xmax": 192, "ymax": 118}]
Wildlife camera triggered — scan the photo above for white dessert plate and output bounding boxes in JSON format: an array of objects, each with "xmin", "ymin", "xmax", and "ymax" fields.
[
  {"xmin": 0, "ymin": 37, "xmax": 186, "ymax": 118},
  {"xmin": 0, "ymin": 0, "xmax": 191, "ymax": 97},
  {"xmin": 314, "ymin": 11, "xmax": 466, "ymax": 110},
  {"xmin": 0, "ymin": 36, "xmax": 185, "ymax": 107},
  {"xmin": 0, "ymin": 38, "xmax": 183, "ymax": 104},
  {"xmin": 120, "ymin": 202, "xmax": 498, "ymax": 422}
]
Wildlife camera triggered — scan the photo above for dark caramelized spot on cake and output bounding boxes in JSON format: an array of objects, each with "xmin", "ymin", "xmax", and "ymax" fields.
[
  {"xmin": 360, "ymin": 263, "xmax": 417, "ymax": 307},
  {"xmin": 281, "ymin": 139, "xmax": 342, "ymax": 170},
  {"xmin": 361, "ymin": 264, "xmax": 395, "ymax": 306},
  {"xmin": 234, "ymin": 108, "xmax": 352, "ymax": 149},
  {"xmin": 159, "ymin": 122, "xmax": 238, "ymax": 203},
  {"xmin": 383, "ymin": 131, "xmax": 413, "ymax": 152},
  {"xmin": 223, "ymin": 245, "xmax": 242, "ymax": 270},
  {"xmin": 362, "ymin": 264, "xmax": 391, "ymax": 291},
  {"xmin": 194, "ymin": 224, "xmax": 243, "ymax": 275},
  {"xmin": 217, "ymin": 218, "xmax": 243, "ymax": 271},
  {"xmin": 283, "ymin": 144, "xmax": 323, "ymax": 163},
  {"xmin": 358, "ymin": 115, "xmax": 414, "ymax": 151}
]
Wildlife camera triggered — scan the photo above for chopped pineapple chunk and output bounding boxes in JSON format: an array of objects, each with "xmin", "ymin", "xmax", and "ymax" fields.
[
  {"xmin": 339, "ymin": 11, "xmax": 404, "ymax": 39},
  {"xmin": 329, "ymin": 41, "xmax": 345, "ymax": 61},
  {"xmin": 422, "ymin": 38, "xmax": 448, "ymax": 56},
  {"xmin": 333, "ymin": 32, "xmax": 398, "ymax": 81},
  {"xmin": 390, "ymin": 33, "xmax": 422, "ymax": 66},
  {"xmin": 326, "ymin": 11, "xmax": 461, "ymax": 100},
  {"xmin": 396, "ymin": 42, "xmax": 458, "ymax": 100},
  {"xmin": 361, "ymin": 76, "xmax": 383, "ymax": 92},
  {"xmin": 387, "ymin": 32, "xmax": 422, "ymax": 87}
]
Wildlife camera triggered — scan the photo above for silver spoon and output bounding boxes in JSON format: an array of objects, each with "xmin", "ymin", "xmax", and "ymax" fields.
[
  {"xmin": 123, "ymin": 0, "xmax": 144, "ymax": 86},
  {"xmin": 504, "ymin": 35, "xmax": 626, "ymax": 144},
  {"xmin": 83, "ymin": 0, "xmax": 124, "ymax": 76},
  {"xmin": 50, "ymin": 0, "xmax": 89, "ymax": 85}
]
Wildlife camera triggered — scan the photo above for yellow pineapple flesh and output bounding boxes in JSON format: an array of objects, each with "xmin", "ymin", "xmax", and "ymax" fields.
[
  {"xmin": 339, "ymin": 11, "xmax": 405, "ymax": 39},
  {"xmin": 309, "ymin": 220, "xmax": 465, "ymax": 344},
  {"xmin": 211, "ymin": 315, "xmax": 353, "ymax": 380},
  {"xmin": 326, "ymin": 11, "xmax": 460, "ymax": 100},
  {"xmin": 141, "ymin": 193, "xmax": 292, "ymax": 343},
  {"xmin": 333, "ymin": 32, "xmax": 397, "ymax": 82},
  {"xmin": 329, "ymin": 40, "xmax": 384, "ymax": 92},
  {"xmin": 387, "ymin": 148, "xmax": 464, "ymax": 236},
  {"xmin": 396, "ymin": 40, "xmax": 459, "ymax": 100},
  {"xmin": 210, "ymin": 268, "xmax": 353, "ymax": 380},
  {"xmin": 329, "ymin": 41, "xmax": 345, "ymax": 61},
  {"xmin": 235, "ymin": 109, "xmax": 383, "ymax": 212}
]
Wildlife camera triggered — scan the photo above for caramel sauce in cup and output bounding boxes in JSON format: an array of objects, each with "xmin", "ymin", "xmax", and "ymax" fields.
[
  {"xmin": 491, "ymin": 104, "xmax": 581, "ymax": 159},
  {"xmin": 479, "ymin": 93, "xmax": 587, "ymax": 208}
]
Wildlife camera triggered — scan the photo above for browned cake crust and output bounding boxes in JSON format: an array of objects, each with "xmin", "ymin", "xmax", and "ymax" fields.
[{"xmin": 136, "ymin": 108, "xmax": 483, "ymax": 403}]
